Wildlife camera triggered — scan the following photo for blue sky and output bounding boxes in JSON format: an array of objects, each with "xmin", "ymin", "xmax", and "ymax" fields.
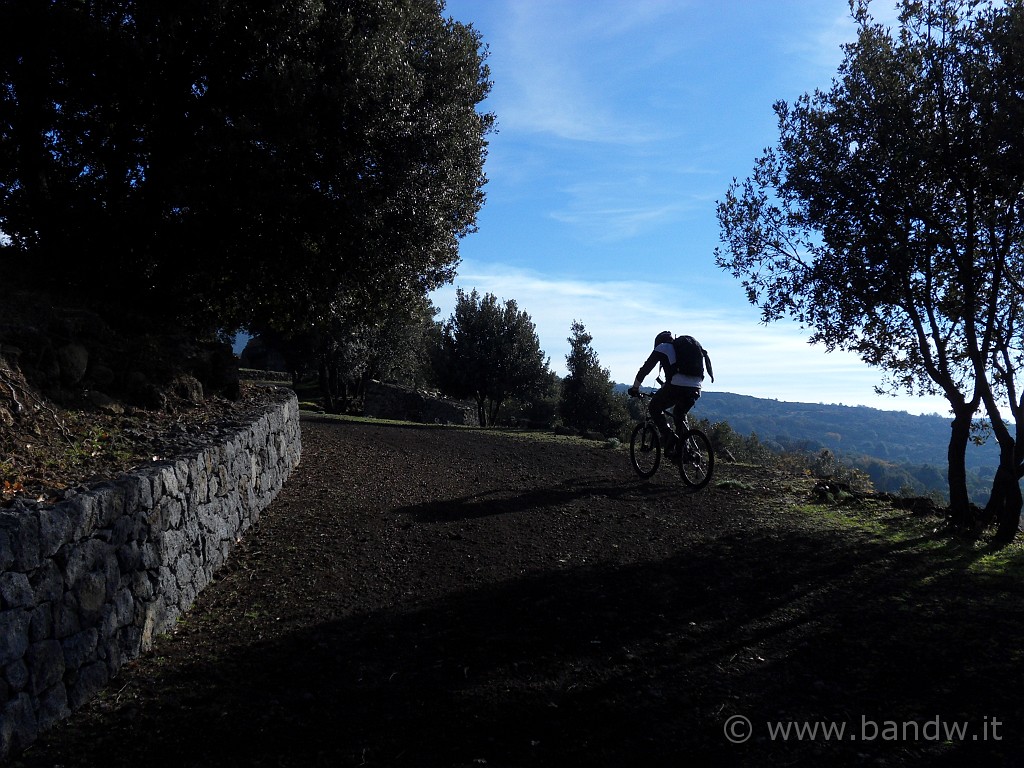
[{"xmin": 429, "ymin": 0, "xmax": 955, "ymax": 416}]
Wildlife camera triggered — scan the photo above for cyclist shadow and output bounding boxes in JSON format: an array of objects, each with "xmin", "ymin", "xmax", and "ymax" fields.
[{"xmin": 396, "ymin": 475, "xmax": 676, "ymax": 523}]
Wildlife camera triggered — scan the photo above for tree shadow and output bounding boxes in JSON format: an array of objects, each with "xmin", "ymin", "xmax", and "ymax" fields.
[
  {"xmin": 396, "ymin": 475, "xmax": 675, "ymax": 523},
  {"xmin": 21, "ymin": 518, "xmax": 1024, "ymax": 768}
]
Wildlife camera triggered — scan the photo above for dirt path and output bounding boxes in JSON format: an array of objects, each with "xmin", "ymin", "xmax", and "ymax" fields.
[{"xmin": 14, "ymin": 416, "xmax": 1024, "ymax": 767}]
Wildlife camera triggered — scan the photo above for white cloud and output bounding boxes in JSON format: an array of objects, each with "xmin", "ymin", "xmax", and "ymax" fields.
[
  {"xmin": 550, "ymin": 178, "xmax": 695, "ymax": 241},
  {"xmin": 491, "ymin": 1, "xmax": 682, "ymax": 144},
  {"xmin": 786, "ymin": 0, "xmax": 904, "ymax": 77},
  {"xmin": 798, "ymin": 8, "xmax": 858, "ymax": 72}
]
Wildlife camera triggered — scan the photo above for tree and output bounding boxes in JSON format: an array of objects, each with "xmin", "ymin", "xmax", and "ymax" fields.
[
  {"xmin": 0, "ymin": 0, "xmax": 493, "ymax": 337},
  {"xmin": 249, "ymin": 293, "xmax": 440, "ymax": 412},
  {"xmin": 559, "ymin": 321, "xmax": 629, "ymax": 436},
  {"xmin": 315, "ymin": 293, "xmax": 443, "ymax": 412},
  {"xmin": 435, "ymin": 289, "xmax": 551, "ymax": 426},
  {"xmin": 501, "ymin": 368, "xmax": 561, "ymax": 428},
  {"xmin": 715, "ymin": 0, "xmax": 1024, "ymax": 539}
]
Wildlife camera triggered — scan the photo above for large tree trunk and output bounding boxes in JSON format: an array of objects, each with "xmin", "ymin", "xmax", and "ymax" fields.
[
  {"xmin": 318, "ymin": 360, "xmax": 336, "ymax": 413},
  {"xmin": 488, "ymin": 397, "xmax": 503, "ymax": 427},
  {"xmin": 984, "ymin": 441, "xmax": 1022, "ymax": 543},
  {"xmin": 946, "ymin": 406, "xmax": 975, "ymax": 531},
  {"xmin": 977, "ymin": 392, "xmax": 1022, "ymax": 542}
]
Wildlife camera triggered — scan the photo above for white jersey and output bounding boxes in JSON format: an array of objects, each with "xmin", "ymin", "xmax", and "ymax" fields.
[{"xmin": 655, "ymin": 341, "xmax": 703, "ymax": 388}]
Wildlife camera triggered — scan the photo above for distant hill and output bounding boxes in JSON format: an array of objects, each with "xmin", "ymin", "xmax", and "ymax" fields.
[
  {"xmin": 615, "ymin": 385, "xmax": 1001, "ymax": 500},
  {"xmin": 694, "ymin": 391, "xmax": 995, "ymax": 468}
]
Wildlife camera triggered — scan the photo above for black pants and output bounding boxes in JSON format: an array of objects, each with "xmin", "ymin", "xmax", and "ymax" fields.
[{"xmin": 650, "ymin": 384, "xmax": 700, "ymax": 443}]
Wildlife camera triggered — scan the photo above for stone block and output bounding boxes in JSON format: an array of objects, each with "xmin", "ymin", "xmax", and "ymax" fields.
[
  {"xmin": 0, "ymin": 511, "xmax": 40, "ymax": 572},
  {"xmin": 116, "ymin": 541, "xmax": 142, "ymax": 573},
  {"xmin": 60, "ymin": 537, "xmax": 109, "ymax": 586},
  {"xmin": 35, "ymin": 682, "xmax": 68, "ymax": 730},
  {"xmin": 94, "ymin": 483, "xmax": 127, "ymax": 528},
  {"xmin": 0, "ymin": 573, "xmax": 33, "ymax": 610},
  {"xmin": 25, "ymin": 638, "xmax": 63, "ymax": 696},
  {"xmin": 67, "ymin": 661, "xmax": 107, "ymax": 711},
  {"xmin": 64, "ymin": 493, "xmax": 98, "ymax": 541},
  {"xmin": 4, "ymin": 660, "xmax": 28, "ymax": 692},
  {"xmin": 112, "ymin": 588, "xmax": 134, "ymax": 629},
  {"xmin": 0, "ymin": 531, "xmax": 13, "ymax": 572},
  {"xmin": 74, "ymin": 572, "xmax": 107, "ymax": 620},
  {"xmin": 61, "ymin": 628, "xmax": 98, "ymax": 671},
  {"xmin": 56, "ymin": 343, "xmax": 88, "ymax": 386},
  {"xmin": 38, "ymin": 508, "xmax": 72, "ymax": 558},
  {"xmin": 1, "ymin": 692, "xmax": 38, "ymax": 756},
  {"xmin": 53, "ymin": 597, "xmax": 80, "ymax": 640},
  {"xmin": 141, "ymin": 597, "xmax": 169, "ymax": 651},
  {"xmin": 0, "ymin": 611, "xmax": 29, "ymax": 667},
  {"xmin": 28, "ymin": 605, "xmax": 53, "ymax": 643},
  {"xmin": 120, "ymin": 471, "xmax": 154, "ymax": 514},
  {"xmin": 30, "ymin": 561, "xmax": 63, "ymax": 604}
]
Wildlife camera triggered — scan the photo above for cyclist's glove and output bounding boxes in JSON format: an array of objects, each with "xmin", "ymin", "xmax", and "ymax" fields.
[{"xmin": 627, "ymin": 386, "xmax": 640, "ymax": 398}]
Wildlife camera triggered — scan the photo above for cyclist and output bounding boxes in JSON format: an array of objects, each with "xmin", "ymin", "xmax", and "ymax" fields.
[{"xmin": 627, "ymin": 331, "xmax": 714, "ymax": 458}]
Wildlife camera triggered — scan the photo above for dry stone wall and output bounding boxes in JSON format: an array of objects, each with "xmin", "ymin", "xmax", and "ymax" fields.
[
  {"xmin": 0, "ymin": 388, "xmax": 301, "ymax": 759},
  {"xmin": 363, "ymin": 380, "xmax": 478, "ymax": 426}
]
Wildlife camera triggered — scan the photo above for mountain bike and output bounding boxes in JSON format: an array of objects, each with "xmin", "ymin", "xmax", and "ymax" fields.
[{"xmin": 629, "ymin": 391, "xmax": 714, "ymax": 490}]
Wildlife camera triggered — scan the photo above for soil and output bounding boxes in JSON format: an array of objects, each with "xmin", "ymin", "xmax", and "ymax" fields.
[
  {"xmin": 0, "ymin": 378, "xmax": 283, "ymax": 508},
  {"xmin": 9, "ymin": 412, "xmax": 1024, "ymax": 767}
]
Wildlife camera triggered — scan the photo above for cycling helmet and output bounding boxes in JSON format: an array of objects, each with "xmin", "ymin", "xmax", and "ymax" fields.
[{"xmin": 654, "ymin": 330, "xmax": 673, "ymax": 347}]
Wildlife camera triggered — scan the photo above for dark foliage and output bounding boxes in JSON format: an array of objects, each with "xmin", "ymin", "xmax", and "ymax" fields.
[
  {"xmin": 559, "ymin": 321, "xmax": 629, "ymax": 437},
  {"xmin": 433, "ymin": 288, "xmax": 552, "ymax": 427},
  {"xmin": 0, "ymin": 0, "xmax": 493, "ymax": 337}
]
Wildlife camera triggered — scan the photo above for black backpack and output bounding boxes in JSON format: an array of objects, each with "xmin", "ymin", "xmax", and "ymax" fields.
[{"xmin": 671, "ymin": 335, "xmax": 705, "ymax": 378}]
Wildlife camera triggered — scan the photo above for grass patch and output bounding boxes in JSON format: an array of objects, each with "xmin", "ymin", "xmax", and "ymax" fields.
[
  {"xmin": 301, "ymin": 411, "xmax": 629, "ymax": 450},
  {"xmin": 302, "ymin": 411, "xmax": 473, "ymax": 429},
  {"xmin": 793, "ymin": 501, "xmax": 941, "ymax": 543},
  {"xmin": 967, "ymin": 540, "xmax": 1024, "ymax": 578},
  {"xmin": 792, "ymin": 499, "xmax": 1024, "ymax": 584}
]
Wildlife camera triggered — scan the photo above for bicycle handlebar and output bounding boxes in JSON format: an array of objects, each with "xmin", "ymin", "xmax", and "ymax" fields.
[{"xmin": 630, "ymin": 377, "xmax": 663, "ymax": 398}]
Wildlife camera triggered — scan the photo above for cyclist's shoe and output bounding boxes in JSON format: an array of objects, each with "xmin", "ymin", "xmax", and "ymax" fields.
[{"xmin": 663, "ymin": 434, "xmax": 680, "ymax": 457}]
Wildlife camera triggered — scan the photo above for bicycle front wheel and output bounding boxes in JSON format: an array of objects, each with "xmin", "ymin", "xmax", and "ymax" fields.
[
  {"xmin": 678, "ymin": 429, "xmax": 714, "ymax": 490},
  {"xmin": 630, "ymin": 422, "xmax": 661, "ymax": 478}
]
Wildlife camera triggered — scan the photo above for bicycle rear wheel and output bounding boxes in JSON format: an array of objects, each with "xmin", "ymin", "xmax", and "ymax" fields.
[
  {"xmin": 630, "ymin": 422, "xmax": 661, "ymax": 478},
  {"xmin": 678, "ymin": 429, "xmax": 714, "ymax": 490}
]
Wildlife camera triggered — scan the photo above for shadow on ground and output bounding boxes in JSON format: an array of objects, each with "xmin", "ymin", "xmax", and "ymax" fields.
[{"xmin": 19, "ymin": 518, "xmax": 1024, "ymax": 768}]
